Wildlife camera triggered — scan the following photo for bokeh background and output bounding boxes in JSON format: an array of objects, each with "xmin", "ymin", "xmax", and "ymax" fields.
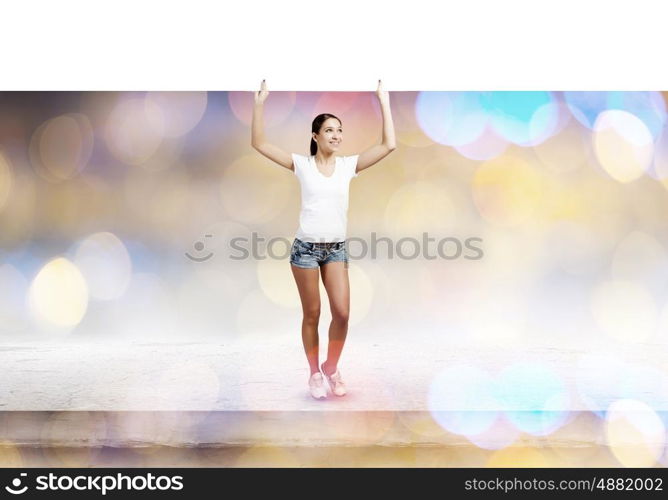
[{"xmin": 1, "ymin": 91, "xmax": 668, "ymax": 466}]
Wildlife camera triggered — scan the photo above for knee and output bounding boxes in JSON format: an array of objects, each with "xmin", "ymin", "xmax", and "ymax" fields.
[
  {"xmin": 303, "ymin": 306, "xmax": 320, "ymax": 324},
  {"xmin": 332, "ymin": 309, "xmax": 349, "ymax": 325}
]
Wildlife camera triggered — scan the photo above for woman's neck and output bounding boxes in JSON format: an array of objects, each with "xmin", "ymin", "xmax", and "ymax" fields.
[{"xmin": 314, "ymin": 152, "xmax": 335, "ymax": 165}]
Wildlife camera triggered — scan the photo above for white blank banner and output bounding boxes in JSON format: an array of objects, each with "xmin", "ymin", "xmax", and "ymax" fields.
[{"xmin": 1, "ymin": 0, "xmax": 667, "ymax": 90}]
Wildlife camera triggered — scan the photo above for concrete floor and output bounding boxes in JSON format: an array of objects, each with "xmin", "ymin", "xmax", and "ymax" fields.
[
  {"xmin": 1, "ymin": 335, "xmax": 667, "ymax": 467},
  {"xmin": 2, "ymin": 335, "xmax": 667, "ymax": 412}
]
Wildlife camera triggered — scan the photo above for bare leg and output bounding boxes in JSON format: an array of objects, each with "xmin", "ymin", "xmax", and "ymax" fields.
[
  {"xmin": 290, "ymin": 264, "xmax": 321, "ymax": 375},
  {"xmin": 320, "ymin": 261, "xmax": 350, "ymax": 375}
]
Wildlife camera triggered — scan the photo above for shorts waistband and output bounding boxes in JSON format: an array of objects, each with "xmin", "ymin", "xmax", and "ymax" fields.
[{"xmin": 297, "ymin": 238, "xmax": 345, "ymax": 248}]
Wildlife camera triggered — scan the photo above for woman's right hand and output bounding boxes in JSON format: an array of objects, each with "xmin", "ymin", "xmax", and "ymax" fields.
[
  {"xmin": 254, "ymin": 79, "xmax": 269, "ymax": 105},
  {"xmin": 375, "ymin": 79, "xmax": 389, "ymax": 104}
]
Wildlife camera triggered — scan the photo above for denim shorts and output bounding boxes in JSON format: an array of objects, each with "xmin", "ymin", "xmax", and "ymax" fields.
[{"xmin": 289, "ymin": 238, "xmax": 349, "ymax": 269}]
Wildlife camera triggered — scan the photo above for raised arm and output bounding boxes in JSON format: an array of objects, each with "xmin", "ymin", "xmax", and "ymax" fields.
[
  {"xmin": 355, "ymin": 79, "xmax": 397, "ymax": 174},
  {"xmin": 251, "ymin": 80, "xmax": 294, "ymax": 171}
]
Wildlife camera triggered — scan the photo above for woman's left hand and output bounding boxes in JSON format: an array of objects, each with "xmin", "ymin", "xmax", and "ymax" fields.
[{"xmin": 375, "ymin": 79, "xmax": 390, "ymax": 104}]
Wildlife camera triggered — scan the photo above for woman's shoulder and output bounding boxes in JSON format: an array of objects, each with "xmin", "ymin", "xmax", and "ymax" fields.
[
  {"xmin": 340, "ymin": 154, "xmax": 359, "ymax": 178},
  {"xmin": 291, "ymin": 153, "xmax": 310, "ymax": 163},
  {"xmin": 290, "ymin": 153, "xmax": 311, "ymax": 175}
]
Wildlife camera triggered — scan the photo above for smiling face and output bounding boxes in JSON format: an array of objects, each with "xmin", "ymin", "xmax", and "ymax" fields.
[{"xmin": 312, "ymin": 117, "xmax": 343, "ymax": 154}]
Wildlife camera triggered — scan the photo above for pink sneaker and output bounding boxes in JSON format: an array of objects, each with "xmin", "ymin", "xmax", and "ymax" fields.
[
  {"xmin": 321, "ymin": 362, "xmax": 347, "ymax": 396},
  {"xmin": 308, "ymin": 372, "xmax": 327, "ymax": 399}
]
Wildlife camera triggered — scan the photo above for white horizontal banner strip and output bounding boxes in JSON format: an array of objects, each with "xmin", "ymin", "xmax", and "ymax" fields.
[{"xmin": 2, "ymin": 0, "xmax": 667, "ymax": 90}]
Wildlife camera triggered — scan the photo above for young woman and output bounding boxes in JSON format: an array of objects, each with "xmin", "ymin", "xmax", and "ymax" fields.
[{"xmin": 251, "ymin": 80, "xmax": 396, "ymax": 399}]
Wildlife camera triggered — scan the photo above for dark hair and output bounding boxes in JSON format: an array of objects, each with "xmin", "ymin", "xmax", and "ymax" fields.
[{"xmin": 310, "ymin": 113, "xmax": 341, "ymax": 156}]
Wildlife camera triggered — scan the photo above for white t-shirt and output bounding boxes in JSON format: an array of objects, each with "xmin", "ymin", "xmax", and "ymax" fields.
[{"xmin": 291, "ymin": 153, "xmax": 359, "ymax": 243}]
